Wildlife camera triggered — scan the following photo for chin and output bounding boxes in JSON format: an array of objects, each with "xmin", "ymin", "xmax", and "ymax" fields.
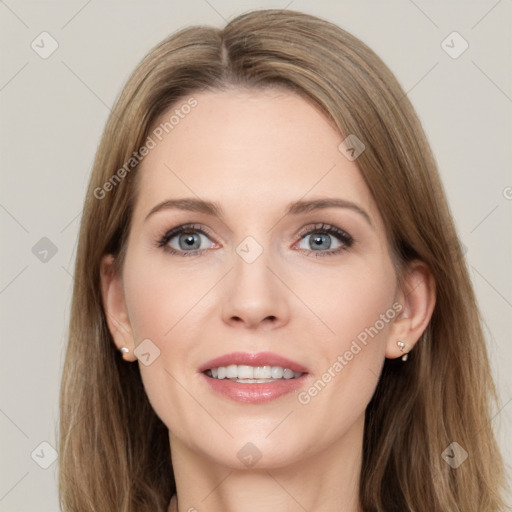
[{"xmin": 194, "ymin": 432, "xmax": 309, "ymax": 470}]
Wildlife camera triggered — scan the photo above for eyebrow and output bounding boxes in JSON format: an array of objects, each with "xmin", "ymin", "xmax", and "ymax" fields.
[{"xmin": 144, "ymin": 197, "xmax": 374, "ymax": 229}]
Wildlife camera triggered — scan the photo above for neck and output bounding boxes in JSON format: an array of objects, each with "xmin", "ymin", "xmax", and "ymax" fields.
[{"xmin": 168, "ymin": 414, "xmax": 364, "ymax": 512}]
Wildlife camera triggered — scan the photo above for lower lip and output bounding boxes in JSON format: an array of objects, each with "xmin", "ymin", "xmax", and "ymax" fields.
[{"xmin": 200, "ymin": 372, "xmax": 308, "ymax": 403}]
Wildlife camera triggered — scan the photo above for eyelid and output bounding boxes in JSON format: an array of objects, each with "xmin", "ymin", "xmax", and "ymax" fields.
[{"xmin": 295, "ymin": 222, "xmax": 353, "ymax": 242}]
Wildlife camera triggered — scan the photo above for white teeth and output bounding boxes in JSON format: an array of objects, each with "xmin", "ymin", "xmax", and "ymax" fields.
[
  {"xmin": 225, "ymin": 364, "xmax": 238, "ymax": 378},
  {"xmin": 237, "ymin": 365, "xmax": 254, "ymax": 379},
  {"xmin": 205, "ymin": 365, "xmax": 303, "ymax": 380},
  {"xmin": 271, "ymin": 366, "xmax": 283, "ymax": 379},
  {"xmin": 283, "ymin": 368, "xmax": 295, "ymax": 379},
  {"xmin": 254, "ymin": 365, "xmax": 272, "ymax": 379}
]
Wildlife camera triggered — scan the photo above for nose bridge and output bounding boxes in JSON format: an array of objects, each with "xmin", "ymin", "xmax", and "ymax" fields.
[
  {"xmin": 232, "ymin": 233, "xmax": 277, "ymax": 301},
  {"xmin": 221, "ymin": 232, "xmax": 289, "ymax": 327}
]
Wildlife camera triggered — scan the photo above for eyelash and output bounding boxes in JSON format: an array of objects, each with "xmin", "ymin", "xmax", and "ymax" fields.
[{"xmin": 155, "ymin": 222, "xmax": 355, "ymax": 258}]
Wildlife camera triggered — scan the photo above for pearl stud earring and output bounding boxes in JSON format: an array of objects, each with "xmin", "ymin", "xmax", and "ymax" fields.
[{"xmin": 397, "ymin": 340, "xmax": 409, "ymax": 362}]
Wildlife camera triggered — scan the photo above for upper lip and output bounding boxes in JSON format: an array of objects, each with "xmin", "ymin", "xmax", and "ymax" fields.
[{"xmin": 199, "ymin": 351, "xmax": 308, "ymax": 374}]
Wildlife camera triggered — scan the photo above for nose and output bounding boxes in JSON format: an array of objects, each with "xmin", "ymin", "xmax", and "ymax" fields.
[{"xmin": 221, "ymin": 246, "xmax": 290, "ymax": 330}]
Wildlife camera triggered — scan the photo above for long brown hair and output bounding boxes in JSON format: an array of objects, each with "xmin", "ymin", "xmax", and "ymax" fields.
[{"xmin": 58, "ymin": 8, "xmax": 509, "ymax": 511}]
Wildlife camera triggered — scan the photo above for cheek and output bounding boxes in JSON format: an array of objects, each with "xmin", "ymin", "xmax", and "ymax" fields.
[
  {"xmin": 122, "ymin": 253, "xmax": 204, "ymax": 342},
  {"xmin": 291, "ymin": 260, "xmax": 397, "ymax": 436},
  {"xmin": 293, "ymin": 257, "xmax": 397, "ymax": 347},
  {"xmin": 121, "ymin": 255, "xmax": 207, "ymax": 435},
  {"xmin": 293, "ymin": 259, "xmax": 396, "ymax": 410}
]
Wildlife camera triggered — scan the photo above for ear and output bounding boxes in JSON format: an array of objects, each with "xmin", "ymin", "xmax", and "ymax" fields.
[
  {"xmin": 100, "ymin": 254, "xmax": 137, "ymax": 362},
  {"xmin": 385, "ymin": 259, "xmax": 436, "ymax": 359}
]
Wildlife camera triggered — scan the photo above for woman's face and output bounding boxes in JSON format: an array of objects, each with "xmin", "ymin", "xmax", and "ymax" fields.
[{"xmin": 112, "ymin": 87, "xmax": 404, "ymax": 469}]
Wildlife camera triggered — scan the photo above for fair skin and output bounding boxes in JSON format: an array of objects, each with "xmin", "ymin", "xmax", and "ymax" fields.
[{"xmin": 101, "ymin": 88, "xmax": 436, "ymax": 512}]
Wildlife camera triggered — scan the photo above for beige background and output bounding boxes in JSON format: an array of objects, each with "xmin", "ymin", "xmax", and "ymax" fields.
[{"xmin": 1, "ymin": 0, "xmax": 511, "ymax": 510}]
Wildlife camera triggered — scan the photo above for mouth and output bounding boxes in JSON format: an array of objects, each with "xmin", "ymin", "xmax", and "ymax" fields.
[
  {"xmin": 204, "ymin": 364, "xmax": 304, "ymax": 383},
  {"xmin": 198, "ymin": 352, "xmax": 309, "ymax": 403}
]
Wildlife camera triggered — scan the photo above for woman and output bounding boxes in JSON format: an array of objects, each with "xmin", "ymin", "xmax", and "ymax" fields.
[{"xmin": 58, "ymin": 8, "xmax": 508, "ymax": 512}]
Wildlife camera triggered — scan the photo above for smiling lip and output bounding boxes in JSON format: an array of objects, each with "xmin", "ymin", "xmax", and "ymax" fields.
[{"xmin": 198, "ymin": 351, "xmax": 310, "ymax": 404}]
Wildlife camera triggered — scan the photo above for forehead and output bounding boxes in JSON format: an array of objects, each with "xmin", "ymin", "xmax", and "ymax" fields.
[{"xmin": 132, "ymin": 88, "xmax": 380, "ymax": 227}]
